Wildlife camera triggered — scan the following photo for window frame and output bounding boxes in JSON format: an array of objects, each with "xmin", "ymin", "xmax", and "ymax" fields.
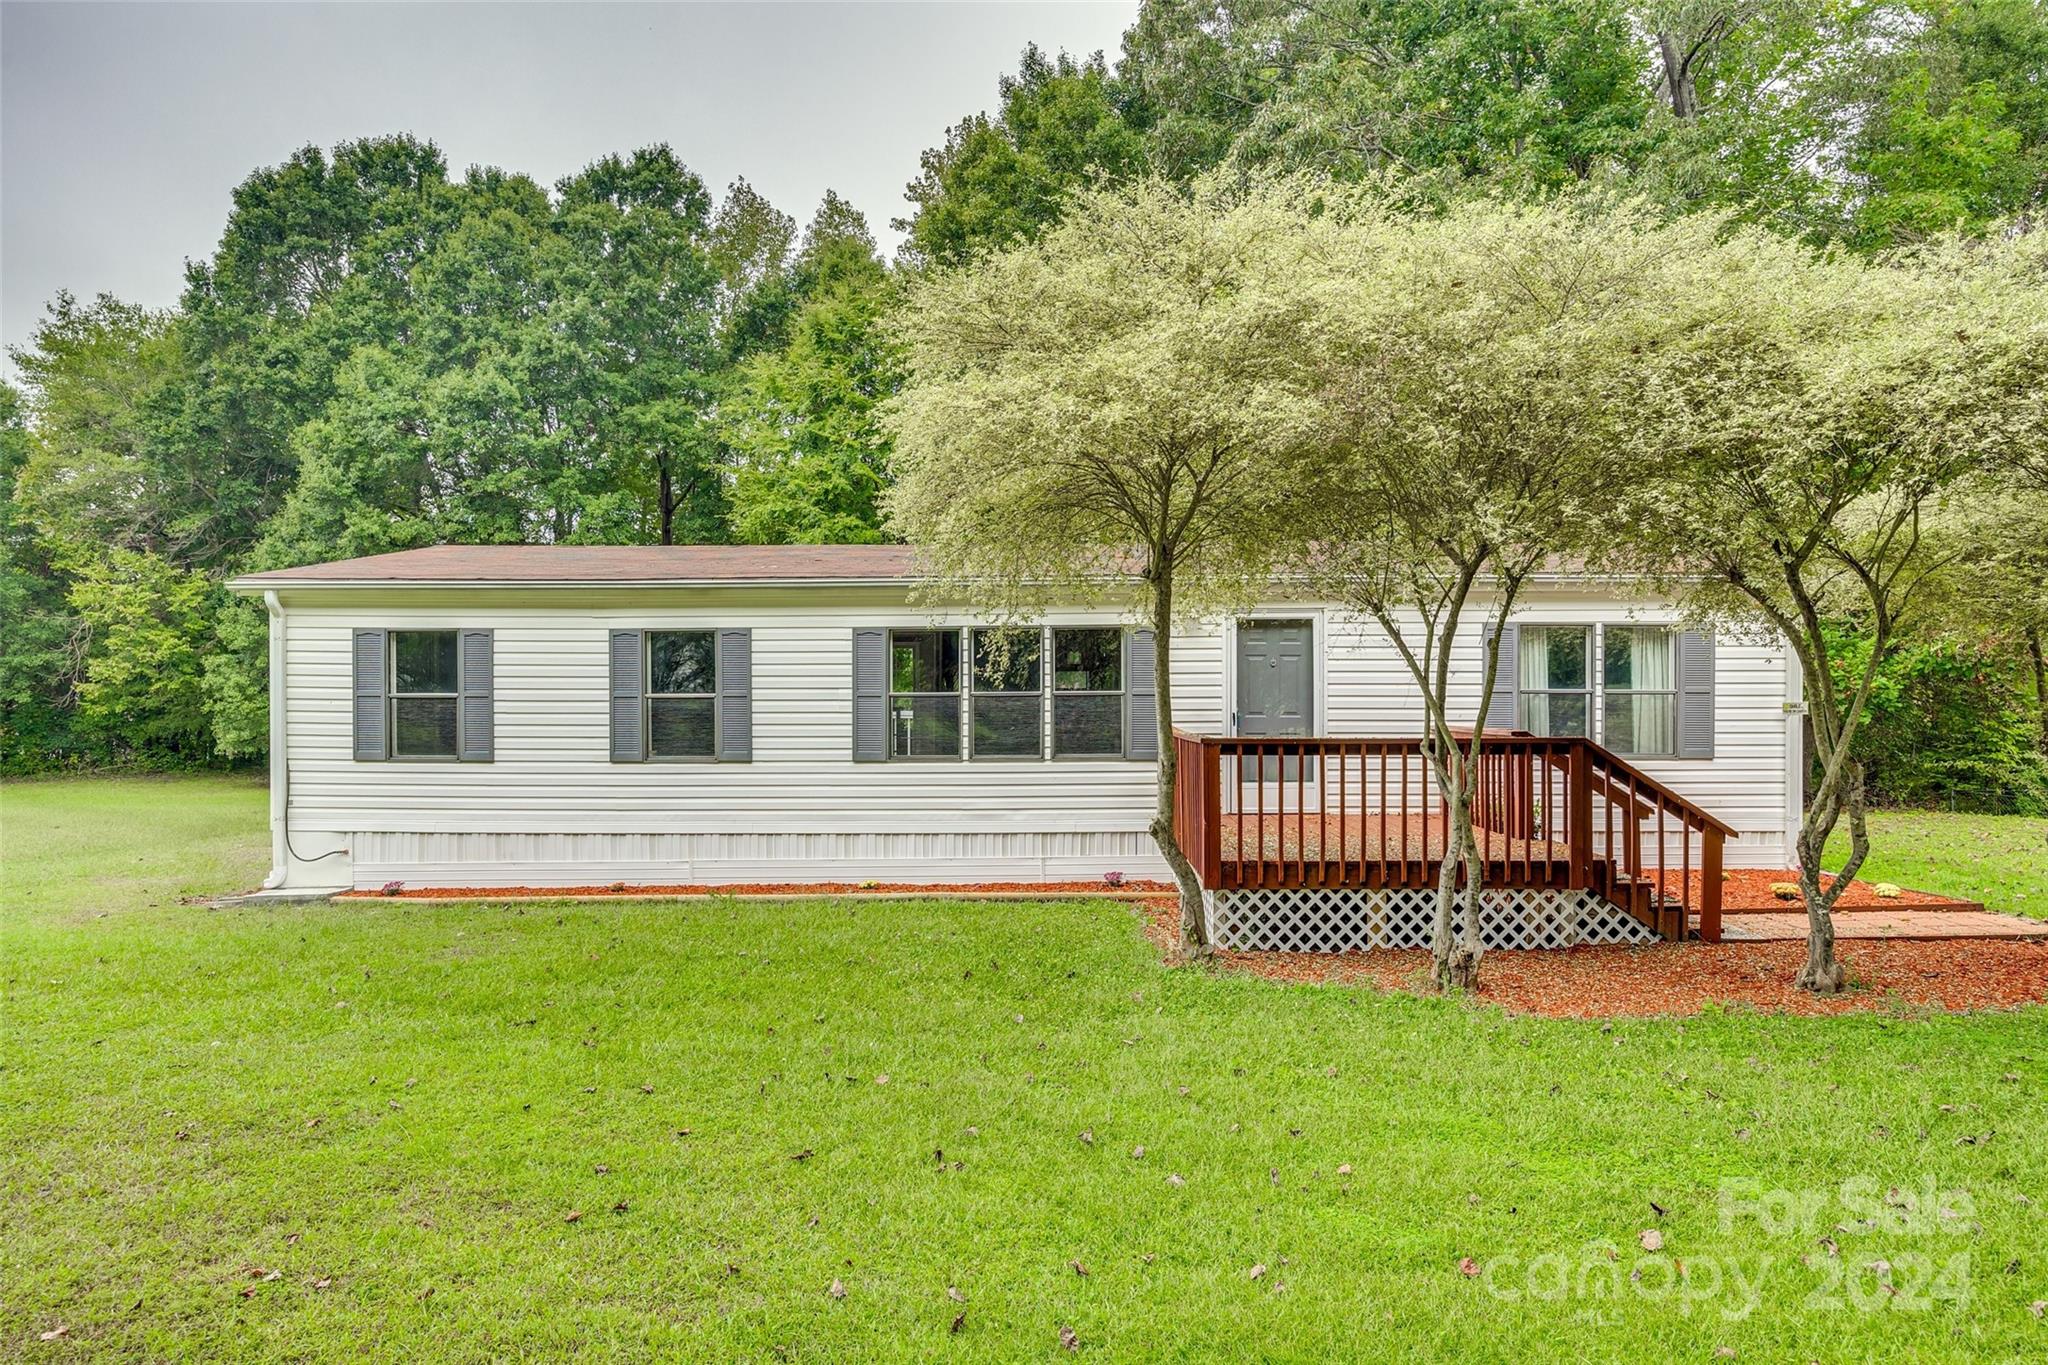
[
  {"xmin": 1599, "ymin": 624, "xmax": 1679, "ymax": 759},
  {"xmin": 887, "ymin": 627, "xmax": 966, "ymax": 762},
  {"xmin": 387, "ymin": 628, "xmax": 462, "ymax": 762},
  {"xmin": 968, "ymin": 626, "xmax": 1046, "ymax": 761},
  {"xmin": 644, "ymin": 628, "xmax": 720, "ymax": 763},
  {"xmin": 1515, "ymin": 623, "xmax": 1594, "ymax": 742},
  {"xmin": 1050, "ymin": 625, "xmax": 1127, "ymax": 760}
]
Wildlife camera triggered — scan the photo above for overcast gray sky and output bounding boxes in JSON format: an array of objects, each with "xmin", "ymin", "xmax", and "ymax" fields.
[{"xmin": 1, "ymin": 1, "xmax": 1138, "ymax": 364}]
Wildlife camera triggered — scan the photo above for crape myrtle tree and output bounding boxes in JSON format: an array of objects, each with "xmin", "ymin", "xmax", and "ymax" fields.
[
  {"xmin": 1286, "ymin": 196, "xmax": 1690, "ymax": 991},
  {"xmin": 1627, "ymin": 224, "xmax": 2048, "ymax": 991},
  {"xmin": 883, "ymin": 176, "xmax": 1333, "ymax": 953}
]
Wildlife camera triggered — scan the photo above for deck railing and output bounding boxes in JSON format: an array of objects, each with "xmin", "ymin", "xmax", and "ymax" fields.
[{"xmin": 1170, "ymin": 730, "xmax": 1729, "ymax": 941}]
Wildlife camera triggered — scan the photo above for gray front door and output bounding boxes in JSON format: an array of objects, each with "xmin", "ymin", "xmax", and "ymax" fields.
[{"xmin": 1237, "ymin": 619, "xmax": 1314, "ymax": 783}]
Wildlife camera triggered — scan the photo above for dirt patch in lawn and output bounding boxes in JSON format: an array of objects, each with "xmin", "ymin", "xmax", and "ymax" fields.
[
  {"xmin": 1654, "ymin": 868, "xmax": 1978, "ymax": 912},
  {"xmin": 336, "ymin": 878, "xmax": 1176, "ymax": 900},
  {"xmin": 1140, "ymin": 902, "xmax": 2048, "ymax": 1018}
]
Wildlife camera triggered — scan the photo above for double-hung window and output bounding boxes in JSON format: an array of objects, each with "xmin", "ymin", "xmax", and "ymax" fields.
[
  {"xmin": 1052, "ymin": 627, "xmax": 1124, "ymax": 757},
  {"xmin": 647, "ymin": 630, "xmax": 718, "ymax": 759},
  {"xmin": 890, "ymin": 629, "xmax": 962, "ymax": 758},
  {"xmin": 1517, "ymin": 626, "xmax": 1591, "ymax": 739},
  {"xmin": 1602, "ymin": 627, "xmax": 1677, "ymax": 757},
  {"xmin": 971, "ymin": 628, "xmax": 1043, "ymax": 758},
  {"xmin": 391, "ymin": 630, "xmax": 460, "ymax": 759}
]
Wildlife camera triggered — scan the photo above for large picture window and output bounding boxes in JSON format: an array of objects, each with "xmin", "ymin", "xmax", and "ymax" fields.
[
  {"xmin": 1052, "ymin": 627, "xmax": 1123, "ymax": 757},
  {"xmin": 1517, "ymin": 626, "xmax": 1591, "ymax": 738},
  {"xmin": 1602, "ymin": 627, "xmax": 1677, "ymax": 757},
  {"xmin": 391, "ymin": 630, "xmax": 459, "ymax": 758},
  {"xmin": 971, "ymin": 628, "xmax": 1043, "ymax": 758},
  {"xmin": 890, "ymin": 629, "xmax": 962, "ymax": 758},
  {"xmin": 648, "ymin": 630, "xmax": 717, "ymax": 758}
]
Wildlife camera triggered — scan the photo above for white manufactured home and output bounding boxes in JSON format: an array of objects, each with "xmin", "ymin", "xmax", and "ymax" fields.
[{"xmin": 232, "ymin": 545, "xmax": 1805, "ymax": 948}]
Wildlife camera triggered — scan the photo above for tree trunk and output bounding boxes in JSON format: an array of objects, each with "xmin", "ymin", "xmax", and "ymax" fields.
[
  {"xmin": 2029, "ymin": 628, "xmax": 2047, "ymax": 757},
  {"xmin": 658, "ymin": 459, "xmax": 676, "ymax": 546},
  {"xmin": 1657, "ymin": 32, "xmax": 1699, "ymax": 119},
  {"xmin": 1422, "ymin": 739, "xmax": 1482, "ymax": 991},
  {"xmin": 1792, "ymin": 760, "xmax": 1865, "ymax": 994},
  {"xmin": 1144, "ymin": 569, "xmax": 1209, "ymax": 956}
]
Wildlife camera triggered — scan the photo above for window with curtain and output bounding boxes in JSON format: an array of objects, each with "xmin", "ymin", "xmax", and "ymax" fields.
[
  {"xmin": 1603, "ymin": 627, "xmax": 1677, "ymax": 756},
  {"xmin": 1517, "ymin": 626, "xmax": 1591, "ymax": 737},
  {"xmin": 971, "ymin": 628, "xmax": 1043, "ymax": 758},
  {"xmin": 890, "ymin": 629, "xmax": 962, "ymax": 758},
  {"xmin": 1052, "ymin": 627, "xmax": 1123, "ymax": 756},
  {"xmin": 391, "ymin": 630, "xmax": 459, "ymax": 758},
  {"xmin": 647, "ymin": 630, "xmax": 717, "ymax": 758}
]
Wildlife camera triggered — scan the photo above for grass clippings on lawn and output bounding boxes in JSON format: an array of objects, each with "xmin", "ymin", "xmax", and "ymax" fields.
[{"xmin": 1145, "ymin": 903, "xmax": 2048, "ymax": 1018}]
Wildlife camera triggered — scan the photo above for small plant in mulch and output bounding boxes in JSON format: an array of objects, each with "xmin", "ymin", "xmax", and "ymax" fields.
[
  {"xmin": 1769, "ymin": 881, "xmax": 1801, "ymax": 902},
  {"xmin": 608, "ymin": 882, "xmax": 627, "ymax": 893},
  {"xmin": 379, "ymin": 881, "xmax": 404, "ymax": 897},
  {"xmin": 1103, "ymin": 871, "xmax": 1125, "ymax": 888},
  {"xmin": 1873, "ymin": 882, "xmax": 1903, "ymax": 900}
]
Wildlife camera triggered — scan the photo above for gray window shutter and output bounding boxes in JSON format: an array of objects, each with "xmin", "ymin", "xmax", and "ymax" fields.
[
  {"xmin": 458, "ymin": 629, "xmax": 494, "ymax": 762},
  {"xmin": 852, "ymin": 628, "xmax": 887, "ymax": 761},
  {"xmin": 352, "ymin": 629, "xmax": 387, "ymax": 761},
  {"xmin": 1482, "ymin": 624, "xmax": 1518, "ymax": 731},
  {"xmin": 1677, "ymin": 629, "xmax": 1716, "ymax": 758},
  {"xmin": 1124, "ymin": 628, "xmax": 1159, "ymax": 760},
  {"xmin": 716, "ymin": 628, "xmax": 752, "ymax": 762},
  {"xmin": 610, "ymin": 630, "xmax": 645, "ymax": 763}
]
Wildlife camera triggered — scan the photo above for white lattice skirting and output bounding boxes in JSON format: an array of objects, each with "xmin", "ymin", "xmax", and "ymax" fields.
[{"xmin": 1206, "ymin": 886, "xmax": 1658, "ymax": 952}]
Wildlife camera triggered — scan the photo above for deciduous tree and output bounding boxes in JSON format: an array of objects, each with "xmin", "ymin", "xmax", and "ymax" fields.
[{"xmin": 884, "ymin": 177, "xmax": 1329, "ymax": 951}]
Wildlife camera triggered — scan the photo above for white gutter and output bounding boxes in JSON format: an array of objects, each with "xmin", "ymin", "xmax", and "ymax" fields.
[{"xmin": 261, "ymin": 591, "xmax": 288, "ymax": 889}]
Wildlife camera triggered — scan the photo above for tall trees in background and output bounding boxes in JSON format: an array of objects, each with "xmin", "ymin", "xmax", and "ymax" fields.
[{"xmin": 3, "ymin": 137, "xmax": 897, "ymax": 768}]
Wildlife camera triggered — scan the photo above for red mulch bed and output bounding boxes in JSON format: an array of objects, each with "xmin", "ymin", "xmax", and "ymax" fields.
[
  {"xmin": 1655, "ymin": 868, "xmax": 1977, "ymax": 912},
  {"xmin": 1141, "ymin": 903, "xmax": 2048, "ymax": 1018},
  {"xmin": 336, "ymin": 878, "xmax": 1176, "ymax": 900}
]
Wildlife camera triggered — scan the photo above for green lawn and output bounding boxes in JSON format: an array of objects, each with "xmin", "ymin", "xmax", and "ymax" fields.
[
  {"xmin": 1826, "ymin": 811, "xmax": 2048, "ymax": 918},
  {"xmin": 4, "ymin": 778, "xmax": 2045, "ymax": 1361}
]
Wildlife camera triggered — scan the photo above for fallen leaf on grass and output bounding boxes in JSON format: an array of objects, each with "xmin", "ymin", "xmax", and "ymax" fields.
[
  {"xmin": 311, "ymin": 1277, "xmax": 331, "ymax": 1290},
  {"xmin": 1337, "ymin": 1164, "xmax": 1352, "ymax": 1176},
  {"xmin": 947, "ymin": 1286, "xmax": 965, "ymax": 1303},
  {"xmin": 612, "ymin": 1201, "xmax": 629, "ymax": 1214},
  {"xmin": 1058, "ymin": 1325, "xmax": 1079, "ymax": 1352},
  {"xmin": 1070, "ymin": 1259, "xmax": 1089, "ymax": 1277},
  {"xmin": 2028, "ymin": 1300, "xmax": 2045, "ymax": 1318},
  {"xmin": 1458, "ymin": 1257, "xmax": 1481, "ymax": 1278},
  {"xmin": 875, "ymin": 1074, "xmax": 889, "ymax": 1086},
  {"xmin": 790, "ymin": 1149, "xmax": 813, "ymax": 1162},
  {"xmin": 564, "ymin": 1210, "xmax": 583, "ymax": 1224},
  {"xmin": 1130, "ymin": 1145, "xmax": 1145, "ymax": 1159},
  {"xmin": 1166, "ymin": 1173, "xmax": 1185, "ymax": 1187},
  {"xmin": 829, "ymin": 1279, "xmax": 846, "ymax": 1300},
  {"xmin": 1639, "ymin": 1229, "xmax": 1664, "ymax": 1252},
  {"xmin": 1248, "ymin": 1263, "xmax": 1266, "ymax": 1280},
  {"xmin": 39, "ymin": 1326, "xmax": 68, "ymax": 1341},
  {"xmin": 1079, "ymin": 1129, "xmax": 1094, "ymax": 1145},
  {"xmin": 951, "ymin": 1311, "xmax": 966, "ymax": 1334}
]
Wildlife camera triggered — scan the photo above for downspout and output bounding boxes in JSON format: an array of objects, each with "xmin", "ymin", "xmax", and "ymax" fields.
[{"xmin": 261, "ymin": 591, "xmax": 289, "ymax": 889}]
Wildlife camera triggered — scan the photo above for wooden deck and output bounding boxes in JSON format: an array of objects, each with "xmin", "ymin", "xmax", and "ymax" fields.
[
  {"xmin": 1173, "ymin": 731, "xmax": 1733, "ymax": 942},
  {"xmin": 1217, "ymin": 812, "xmax": 1570, "ymax": 882}
]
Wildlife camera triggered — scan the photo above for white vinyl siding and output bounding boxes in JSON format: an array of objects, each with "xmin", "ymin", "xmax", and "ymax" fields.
[{"xmin": 266, "ymin": 581, "xmax": 1791, "ymax": 888}]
